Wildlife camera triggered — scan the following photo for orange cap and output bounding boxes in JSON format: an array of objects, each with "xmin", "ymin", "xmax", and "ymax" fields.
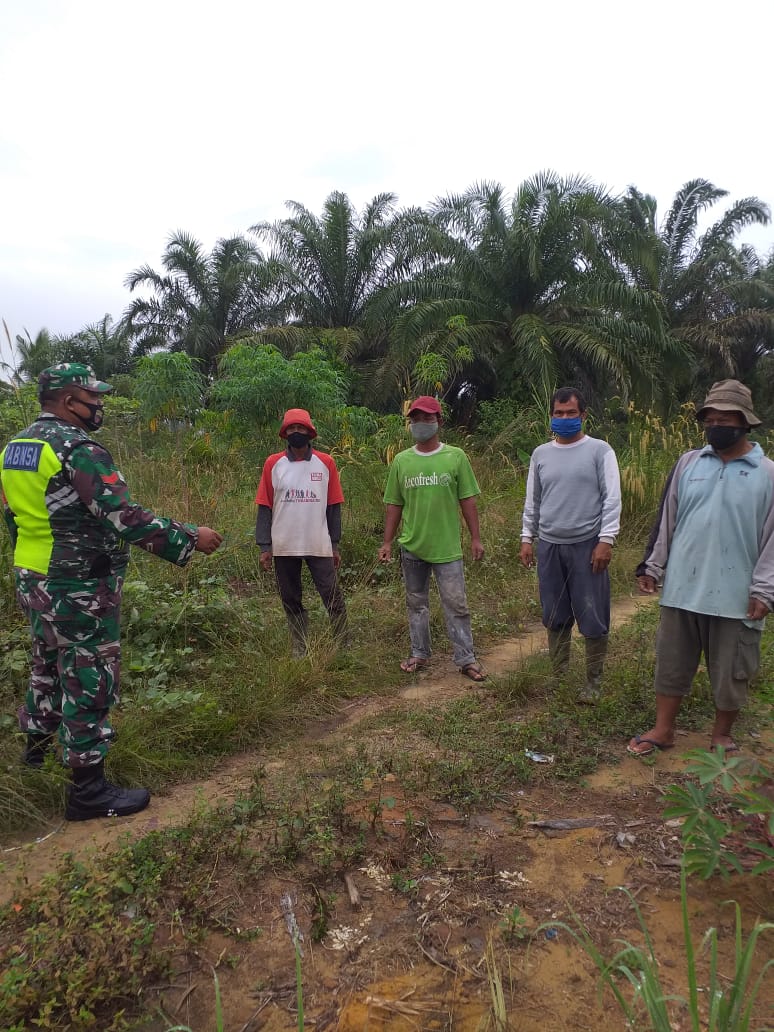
[{"xmin": 279, "ymin": 408, "xmax": 317, "ymax": 439}]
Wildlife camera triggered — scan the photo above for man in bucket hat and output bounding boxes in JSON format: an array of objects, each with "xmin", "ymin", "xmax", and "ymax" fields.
[
  {"xmin": 255, "ymin": 408, "xmax": 347, "ymax": 656},
  {"xmin": 1, "ymin": 363, "xmax": 223, "ymax": 819},
  {"xmin": 628, "ymin": 379, "xmax": 774, "ymax": 757}
]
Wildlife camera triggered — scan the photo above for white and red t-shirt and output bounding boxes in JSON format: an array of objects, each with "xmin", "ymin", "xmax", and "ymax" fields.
[{"xmin": 255, "ymin": 450, "xmax": 344, "ymax": 557}]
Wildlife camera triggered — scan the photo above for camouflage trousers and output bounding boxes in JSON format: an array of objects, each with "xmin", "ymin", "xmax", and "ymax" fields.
[{"xmin": 15, "ymin": 571, "xmax": 123, "ymax": 769}]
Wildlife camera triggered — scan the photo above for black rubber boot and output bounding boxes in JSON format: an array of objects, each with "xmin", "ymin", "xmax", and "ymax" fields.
[
  {"xmin": 22, "ymin": 732, "xmax": 56, "ymax": 768},
  {"xmin": 547, "ymin": 627, "xmax": 572, "ymax": 677},
  {"xmin": 65, "ymin": 761, "xmax": 151, "ymax": 821},
  {"xmin": 579, "ymin": 635, "xmax": 609, "ymax": 704}
]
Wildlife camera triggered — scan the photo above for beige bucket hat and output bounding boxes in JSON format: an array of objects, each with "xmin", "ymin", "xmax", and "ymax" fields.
[{"xmin": 696, "ymin": 379, "xmax": 761, "ymax": 428}]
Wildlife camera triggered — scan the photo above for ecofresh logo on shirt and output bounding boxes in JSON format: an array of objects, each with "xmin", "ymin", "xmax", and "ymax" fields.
[
  {"xmin": 403, "ymin": 471, "xmax": 452, "ymax": 489},
  {"xmin": 404, "ymin": 472, "xmax": 438, "ymax": 488}
]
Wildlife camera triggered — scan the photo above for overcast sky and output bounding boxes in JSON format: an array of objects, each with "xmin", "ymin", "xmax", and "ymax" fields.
[{"xmin": 1, "ymin": 0, "xmax": 772, "ymax": 369}]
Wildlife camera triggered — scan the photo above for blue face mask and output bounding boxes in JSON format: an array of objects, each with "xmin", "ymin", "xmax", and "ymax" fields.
[{"xmin": 550, "ymin": 416, "xmax": 582, "ymax": 437}]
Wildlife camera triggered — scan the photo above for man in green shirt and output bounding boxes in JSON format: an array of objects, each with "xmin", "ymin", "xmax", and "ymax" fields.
[{"xmin": 378, "ymin": 396, "xmax": 485, "ymax": 680}]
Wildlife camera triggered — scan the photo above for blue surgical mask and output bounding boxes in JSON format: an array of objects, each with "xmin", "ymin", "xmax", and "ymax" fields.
[{"xmin": 550, "ymin": 416, "xmax": 582, "ymax": 437}]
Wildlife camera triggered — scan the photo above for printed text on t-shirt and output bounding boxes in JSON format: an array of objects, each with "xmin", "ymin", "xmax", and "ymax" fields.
[{"xmin": 403, "ymin": 472, "xmax": 452, "ymax": 488}]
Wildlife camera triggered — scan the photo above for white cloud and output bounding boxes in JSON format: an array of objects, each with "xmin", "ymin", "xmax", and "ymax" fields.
[{"xmin": 0, "ymin": 0, "xmax": 772, "ymax": 365}]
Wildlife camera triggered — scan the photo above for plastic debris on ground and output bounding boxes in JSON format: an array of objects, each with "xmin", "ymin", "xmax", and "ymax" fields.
[{"xmin": 524, "ymin": 749, "xmax": 555, "ymax": 764}]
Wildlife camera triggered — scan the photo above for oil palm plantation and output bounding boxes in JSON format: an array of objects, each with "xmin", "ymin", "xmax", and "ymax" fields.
[
  {"xmin": 53, "ymin": 314, "xmax": 134, "ymax": 380},
  {"xmin": 614, "ymin": 180, "xmax": 772, "ymax": 394},
  {"xmin": 123, "ymin": 232, "xmax": 273, "ymax": 374},
  {"xmin": 390, "ymin": 173, "xmax": 673, "ymax": 410},
  {"xmin": 250, "ymin": 191, "xmax": 433, "ymax": 396},
  {"xmin": 7, "ymin": 326, "xmax": 56, "ymax": 382}
]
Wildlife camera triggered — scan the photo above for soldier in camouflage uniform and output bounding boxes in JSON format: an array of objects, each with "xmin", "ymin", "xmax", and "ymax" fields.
[{"xmin": 1, "ymin": 363, "xmax": 223, "ymax": 820}]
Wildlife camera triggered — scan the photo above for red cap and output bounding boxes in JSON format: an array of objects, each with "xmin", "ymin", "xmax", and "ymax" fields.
[
  {"xmin": 408, "ymin": 395, "xmax": 442, "ymax": 416},
  {"xmin": 279, "ymin": 408, "xmax": 317, "ymax": 439}
]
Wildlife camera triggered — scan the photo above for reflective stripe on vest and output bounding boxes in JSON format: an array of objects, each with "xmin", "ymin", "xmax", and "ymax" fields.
[{"xmin": 1, "ymin": 437, "xmax": 62, "ymax": 573}]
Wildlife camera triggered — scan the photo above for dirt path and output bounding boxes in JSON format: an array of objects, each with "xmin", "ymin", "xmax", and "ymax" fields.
[
  {"xmin": 3, "ymin": 592, "xmax": 773, "ymax": 1031},
  {"xmin": 0, "ymin": 594, "xmax": 653, "ymax": 899}
]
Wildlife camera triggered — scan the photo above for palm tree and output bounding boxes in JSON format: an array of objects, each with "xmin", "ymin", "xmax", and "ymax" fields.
[
  {"xmin": 389, "ymin": 173, "xmax": 672, "ymax": 410},
  {"xmin": 53, "ymin": 314, "xmax": 134, "ymax": 380},
  {"xmin": 250, "ymin": 191, "xmax": 432, "ymax": 374},
  {"xmin": 123, "ymin": 232, "xmax": 272, "ymax": 374},
  {"xmin": 614, "ymin": 180, "xmax": 772, "ymax": 393},
  {"xmin": 9, "ymin": 327, "xmax": 56, "ymax": 382}
]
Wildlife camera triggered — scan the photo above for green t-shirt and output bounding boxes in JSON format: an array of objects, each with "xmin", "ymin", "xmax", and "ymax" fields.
[{"xmin": 383, "ymin": 444, "xmax": 480, "ymax": 562}]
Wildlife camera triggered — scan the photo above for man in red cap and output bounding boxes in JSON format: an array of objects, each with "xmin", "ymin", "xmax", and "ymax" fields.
[
  {"xmin": 255, "ymin": 408, "xmax": 347, "ymax": 656},
  {"xmin": 378, "ymin": 396, "xmax": 485, "ymax": 680}
]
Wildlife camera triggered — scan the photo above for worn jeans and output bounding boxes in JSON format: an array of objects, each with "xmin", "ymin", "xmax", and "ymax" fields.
[{"xmin": 401, "ymin": 549, "xmax": 476, "ymax": 668}]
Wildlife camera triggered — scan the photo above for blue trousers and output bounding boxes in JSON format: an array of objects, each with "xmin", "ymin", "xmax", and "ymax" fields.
[{"xmin": 536, "ymin": 538, "xmax": 610, "ymax": 638}]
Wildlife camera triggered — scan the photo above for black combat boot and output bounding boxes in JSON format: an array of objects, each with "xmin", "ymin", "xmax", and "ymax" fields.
[
  {"xmin": 65, "ymin": 761, "xmax": 151, "ymax": 821},
  {"xmin": 22, "ymin": 732, "xmax": 56, "ymax": 768}
]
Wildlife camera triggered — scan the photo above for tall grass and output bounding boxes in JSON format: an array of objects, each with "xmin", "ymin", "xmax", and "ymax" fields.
[
  {"xmin": 541, "ymin": 866, "xmax": 774, "ymax": 1032},
  {"xmin": 0, "ymin": 401, "xmax": 762, "ymax": 828}
]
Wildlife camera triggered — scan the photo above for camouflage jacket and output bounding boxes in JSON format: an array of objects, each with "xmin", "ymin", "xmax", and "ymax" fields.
[{"xmin": 1, "ymin": 413, "xmax": 198, "ymax": 578}]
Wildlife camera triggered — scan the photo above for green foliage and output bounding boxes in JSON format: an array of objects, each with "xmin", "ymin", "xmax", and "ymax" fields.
[
  {"xmin": 0, "ymin": 379, "xmax": 38, "ymax": 437},
  {"xmin": 123, "ymin": 576, "xmax": 238, "ymax": 649},
  {"xmin": 318, "ymin": 404, "xmax": 379, "ymax": 448},
  {"xmin": 53, "ymin": 314, "xmax": 134, "ymax": 379},
  {"xmin": 124, "ymin": 232, "xmax": 271, "ymax": 374},
  {"xmin": 210, "ymin": 342, "xmax": 347, "ymax": 428},
  {"xmin": 133, "ymin": 352, "xmax": 205, "ymax": 423},
  {"xmin": 251, "ymin": 191, "xmax": 426, "ymax": 332},
  {"xmin": 499, "ymin": 904, "xmax": 529, "ymax": 944},
  {"xmin": 542, "ymin": 867, "xmax": 774, "ymax": 1032},
  {"xmin": 663, "ymin": 749, "xmax": 774, "ymax": 879},
  {"xmin": 3, "ymin": 324, "xmax": 56, "ymax": 381},
  {"xmin": 0, "ymin": 856, "xmax": 166, "ymax": 1032},
  {"xmin": 615, "ymin": 180, "xmax": 772, "ymax": 402},
  {"xmin": 475, "ymin": 397, "xmax": 519, "ymax": 438},
  {"xmin": 392, "ymin": 173, "xmax": 675, "ymax": 409},
  {"xmin": 390, "ymin": 870, "xmax": 419, "ymax": 895}
]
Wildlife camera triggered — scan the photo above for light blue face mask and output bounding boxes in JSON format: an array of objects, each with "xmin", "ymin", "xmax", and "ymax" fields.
[{"xmin": 550, "ymin": 416, "xmax": 582, "ymax": 437}]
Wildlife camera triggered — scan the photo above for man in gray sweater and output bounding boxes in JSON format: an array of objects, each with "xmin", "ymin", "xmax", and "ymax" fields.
[{"xmin": 520, "ymin": 388, "xmax": 621, "ymax": 702}]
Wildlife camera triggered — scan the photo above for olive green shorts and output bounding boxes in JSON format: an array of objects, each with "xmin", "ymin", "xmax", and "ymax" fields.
[{"xmin": 654, "ymin": 606, "xmax": 760, "ymax": 711}]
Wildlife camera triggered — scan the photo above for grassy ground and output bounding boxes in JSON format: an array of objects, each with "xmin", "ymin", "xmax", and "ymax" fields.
[
  {"xmin": 1, "ymin": 603, "xmax": 771, "ymax": 1031},
  {"xmin": 1, "ymin": 420, "xmax": 773, "ymax": 1030},
  {"xmin": 0, "ymin": 423, "xmax": 647, "ymax": 827}
]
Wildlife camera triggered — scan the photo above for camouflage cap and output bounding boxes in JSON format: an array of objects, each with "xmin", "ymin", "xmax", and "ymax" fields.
[{"xmin": 38, "ymin": 363, "xmax": 113, "ymax": 399}]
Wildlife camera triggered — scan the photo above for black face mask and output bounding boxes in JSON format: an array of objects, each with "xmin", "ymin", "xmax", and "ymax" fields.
[
  {"xmin": 70, "ymin": 397, "xmax": 104, "ymax": 432},
  {"xmin": 287, "ymin": 432, "xmax": 310, "ymax": 449},
  {"xmin": 705, "ymin": 425, "xmax": 747, "ymax": 452}
]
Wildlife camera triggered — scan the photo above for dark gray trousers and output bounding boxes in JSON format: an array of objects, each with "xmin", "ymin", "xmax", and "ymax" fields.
[
  {"xmin": 536, "ymin": 537, "xmax": 610, "ymax": 638},
  {"xmin": 273, "ymin": 556, "xmax": 347, "ymax": 639}
]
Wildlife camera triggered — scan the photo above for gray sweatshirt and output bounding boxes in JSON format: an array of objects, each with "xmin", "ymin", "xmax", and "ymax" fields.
[{"xmin": 521, "ymin": 435, "xmax": 621, "ymax": 545}]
